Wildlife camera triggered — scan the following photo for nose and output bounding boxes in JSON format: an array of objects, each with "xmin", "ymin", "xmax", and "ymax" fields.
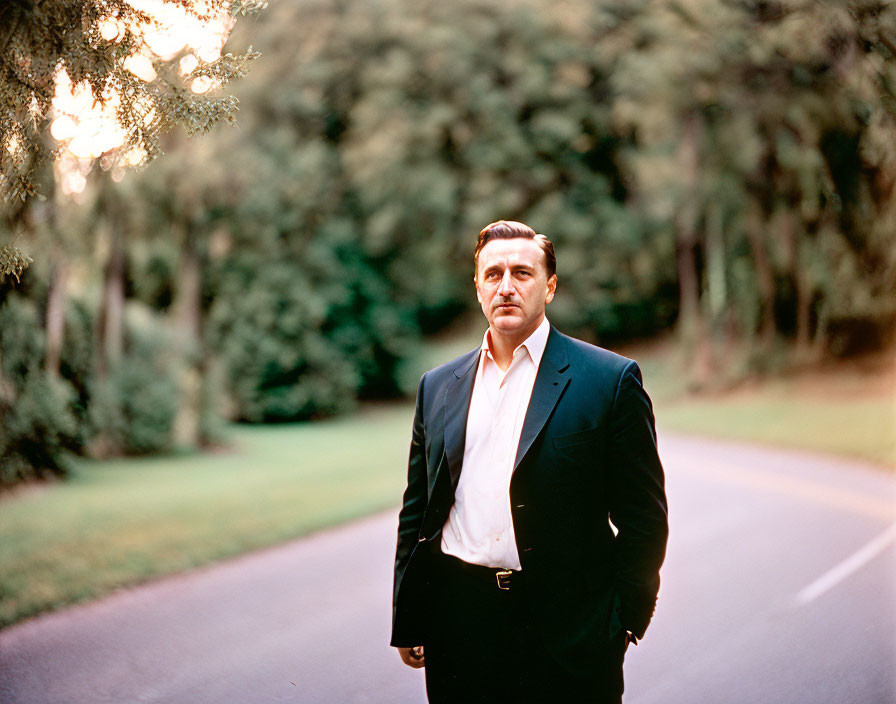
[{"xmin": 497, "ymin": 269, "xmax": 514, "ymax": 296}]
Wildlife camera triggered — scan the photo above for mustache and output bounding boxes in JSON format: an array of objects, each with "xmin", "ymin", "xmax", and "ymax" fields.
[{"xmin": 493, "ymin": 298, "xmax": 520, "ymax": 307}]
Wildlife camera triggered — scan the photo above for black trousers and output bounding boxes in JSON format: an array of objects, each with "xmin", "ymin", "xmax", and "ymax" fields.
[{"xmin": 423, "ymin": 552, "xmax": 625, "ymax": 704}]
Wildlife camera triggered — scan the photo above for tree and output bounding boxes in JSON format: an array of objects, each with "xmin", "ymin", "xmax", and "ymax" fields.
[
  {"xmin": 0, "ymin": 0, "xmax": 262, "ymax": 280},
  {"xmin": 609, "ymin": 0, "xmax": 896, "ymax": 381},
  {"xmin": 1, "ymin": 0, "xmax": 262, "ymax": 476},
  {"xmin": 5, "ymin": 0, "xmax": 895, "ymax": 486}
]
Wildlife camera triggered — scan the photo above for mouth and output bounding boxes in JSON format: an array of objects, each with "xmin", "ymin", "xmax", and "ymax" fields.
[{"xmin": 495, "ymin": 303, "xmax": 519, "ymax": 311}]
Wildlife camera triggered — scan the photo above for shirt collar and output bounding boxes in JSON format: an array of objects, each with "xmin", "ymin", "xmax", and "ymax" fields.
[{"xmin": 481, "ymin": 316, "xmax": 551, "ymax": 367}]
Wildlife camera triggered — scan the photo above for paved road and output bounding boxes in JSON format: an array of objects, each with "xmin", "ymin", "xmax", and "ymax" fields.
[{"xmin": 1, "ymin": 434, "xmax": 894, "ymax": 704}]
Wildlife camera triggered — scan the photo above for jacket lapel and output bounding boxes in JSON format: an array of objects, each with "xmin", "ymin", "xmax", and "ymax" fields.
[
  {"xmin": 443, "ymin": 347, "xmax": 479, "ymax": 491},
  {"xmin": 514, "ymin": 327, "xmax": 570, "ymax": 470}
]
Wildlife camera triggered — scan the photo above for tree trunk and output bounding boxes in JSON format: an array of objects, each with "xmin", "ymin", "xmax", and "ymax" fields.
[
  {"xmin": 745, "ymin": 202, "xmax": 776, "ymax": 351},
  {"xmin": 92, "ymin": 175, "xmax": 127, "ymax": 458},
  {"xmin": 98, "ymin": 230, "xmax": 125, "ymax": 377},
  {"xmin": 674, "ymin": 113, "xmax": 712, "ymax": 387},
  {"xmin": 172, "ymin": 222, "xmax": 203, "ymax": 448},
  {"xmin": 676, "ymin": 235, "xmax": 712, "ymax": 387},
  {"xmin": 705, "ymin": 202, "xmax": 727, "ymax": 324},
  {"xmin": 43, "ymin": 177, "xmax": 68, "ymax": 377},
  {"xmin": 96, "ymin": 178, "xmax": 125, "ymax": 379},
  {"xmin": 44, "ymin": 256, "xmax": 69, "ymax": 376},
  {"xmin": 782, "ymin": 214, "xmax": 812, "ymax": 357},
  {"xmin": 174, "ymin": 228, "xmax": 202, "ymax": 341}
]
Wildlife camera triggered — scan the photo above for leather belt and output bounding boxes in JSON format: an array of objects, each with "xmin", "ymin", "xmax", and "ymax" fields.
[{"xmin": 439, "ymin": 553, "xmax": 522, "ymax": 592}]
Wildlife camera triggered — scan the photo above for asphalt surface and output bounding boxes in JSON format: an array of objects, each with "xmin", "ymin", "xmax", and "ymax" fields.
[{"xmin": 1, "ymin": 433, "xmax": 894, "ymax": 704}]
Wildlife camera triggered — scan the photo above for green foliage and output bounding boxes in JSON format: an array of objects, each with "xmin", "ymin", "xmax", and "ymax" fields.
[
  {"xmin": 0, "ymin": 292, "xmax": 43, "ymax": 381},
  {"xmin": 4, "ymin": 0, "xmax": 896, "ymax": 487},
  {"xmin": 0, "ymin": 0, "xmax": 261, "ymax": 203},
  {"xmin": 0, "ymin": 0, "xmax": 263, "ymax": 283},
  {"xmin": 210, "ymin": 259, "xmax": 359, "ymax": 421},
  {"xmin": 90, "ymin": 307, "xmax": 179, "ymax": 454},
  {"xmin": 0, "ymin": 244, "xmax": 32, "ymax": 282},
  {"xmin": 129, "ymin": 240, "xmax": 177, "ymax": 312},
  {"xmin": 127, "ymin": 0, "xmax": 896, "ymax": 423},
  {"xmin": 603, "ymin": 0, "xmax": 896, "ymax": 364},
  {"xmin": 0, "ymin": 295, "xmax": 79, "ymax": 484},
  {"xmin": 197, "ymin": 361, "xmax": 228, "ymax": 445},
  {"xmin": 219, "ymin": 0, "xmax": 675, "ymax": 349},
  {"xmin": 59, "ymin": 298, "xmax": 97, "ymax": 411},
  {"xmin": 0, "ymin": 371, "xmax": 80, "ymax": 486}
]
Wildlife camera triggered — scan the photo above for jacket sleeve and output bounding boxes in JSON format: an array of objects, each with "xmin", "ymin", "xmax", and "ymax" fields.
[
  {"xmin": 607, "ymin": 361, "xmax": 669, "ymax": 640},
  {"xmin": 391, "ymin": 373, "xmax": 429, "ymax": 646}
]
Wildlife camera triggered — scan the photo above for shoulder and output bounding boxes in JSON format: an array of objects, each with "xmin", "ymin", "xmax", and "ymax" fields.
[
  {"xmin": 552, "ymin": 327, "xmax": 637, "ymax": 378},
  {"xmin": 425, "ymin": 346, "xmax": 479, "ymax": 379},
  {"xmin": 417, "ymin": 345, "xmax": 479, "ymax": 391},
  {"xmin": 413, "ymin": 346, "xmax": 478, "ymax": 416}
]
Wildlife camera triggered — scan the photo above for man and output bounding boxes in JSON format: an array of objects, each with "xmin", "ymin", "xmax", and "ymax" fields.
[{"xmin": 391, "ymin": 220, "xmax": 668, "ymax": 703}]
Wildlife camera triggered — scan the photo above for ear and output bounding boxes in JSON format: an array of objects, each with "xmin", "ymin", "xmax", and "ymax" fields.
[
  {"xmin": 545, "ymin": 274, "xmax": 557, "ymax": 304},
  {"xmin": 474, "ymin": 275, "xmax": 482, "ymax": 304}
]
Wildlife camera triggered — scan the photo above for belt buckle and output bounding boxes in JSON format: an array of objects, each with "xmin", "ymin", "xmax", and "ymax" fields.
[{"xmin": 495, "ymin": 569, "xmax": 513, "ymax": 591}]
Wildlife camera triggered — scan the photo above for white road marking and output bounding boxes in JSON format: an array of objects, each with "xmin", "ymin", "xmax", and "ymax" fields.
[{"xmin": 795, "ymin": 522, "xmax": 896, "ymax": 606}]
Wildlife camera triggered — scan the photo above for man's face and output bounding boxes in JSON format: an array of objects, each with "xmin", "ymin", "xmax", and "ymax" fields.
[{"xmin": 475, "ymin": 237, "xmax": 557, "ymax": 343}]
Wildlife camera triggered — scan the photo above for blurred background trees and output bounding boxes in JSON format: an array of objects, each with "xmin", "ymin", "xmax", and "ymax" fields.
[
  {"xmin": 0, "ymin": 0, "xmax": 261, "ymax": 274},
  {"xmin": 2, "ymin": 0, "xmax": 894, "ymax": 486},
  {"xmin": 0, "ymin": 0, "xmax": 261, "ymax": 481}
]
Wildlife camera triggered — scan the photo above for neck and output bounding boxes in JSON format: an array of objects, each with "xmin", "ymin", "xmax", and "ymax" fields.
[{"xmin": 487, "ymin": 317, "xmax": 544, "ymax": 371}]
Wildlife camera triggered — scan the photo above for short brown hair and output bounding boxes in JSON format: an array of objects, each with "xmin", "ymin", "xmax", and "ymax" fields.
[{"xmin": 473, "ymin": 220, "xmax": 556, "ymax": 278}]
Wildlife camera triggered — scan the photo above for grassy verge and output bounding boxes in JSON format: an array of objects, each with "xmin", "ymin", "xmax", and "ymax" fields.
[
  {"xmin": 0, "ymin": 404, "xmax": 414, "ymax": 629},
  {"xmin": 630, "ymin": 341, "xmax": 895, "ymax": 468}
]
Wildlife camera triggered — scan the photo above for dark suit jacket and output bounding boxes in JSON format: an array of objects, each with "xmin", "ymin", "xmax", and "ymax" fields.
[{"xmin": 391, "ymin": 325, "xmax": 668, "ymax": 673}]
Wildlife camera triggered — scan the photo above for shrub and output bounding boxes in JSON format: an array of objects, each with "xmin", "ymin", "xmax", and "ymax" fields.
[
  {"xmin": 90, "ymin": 306, "xmax": 179, "ymax": 455},
  {"xmin": 0, "ymin": 370, "xmax": 79, "ymax": 486},
  {"xmin": 0, "ymin": 294, "xmax": 80, "ymax": 485},
  {"xmin": 0, "ymin": 294, "xmax": 44, "ymax": 382},
  {"xmin": 210, "ymin": 259, "xmax": 359, "ymax": 422}
]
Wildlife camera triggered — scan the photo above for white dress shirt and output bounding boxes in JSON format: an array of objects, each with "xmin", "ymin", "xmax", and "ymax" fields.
[{"xmin": 440, "ymin": 316, "xmax": 551, "ymax": 570}]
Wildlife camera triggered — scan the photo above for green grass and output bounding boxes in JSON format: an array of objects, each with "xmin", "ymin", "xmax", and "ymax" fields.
[
  {"xmin": 0, "ymin": 404, "xmax": 414, "ymax": 629},
  {"xmin": 656, "ymin": 390, "xmax": 894, "ymax": 466},
  {"xmin": 632, "ymin": 344, "xmax": 895, "ymax": 468}
]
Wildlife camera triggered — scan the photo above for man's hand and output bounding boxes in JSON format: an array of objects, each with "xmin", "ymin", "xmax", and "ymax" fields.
[{"xmin": 397, "ymin": 646, "xmax": 425, "ymax": 668}]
